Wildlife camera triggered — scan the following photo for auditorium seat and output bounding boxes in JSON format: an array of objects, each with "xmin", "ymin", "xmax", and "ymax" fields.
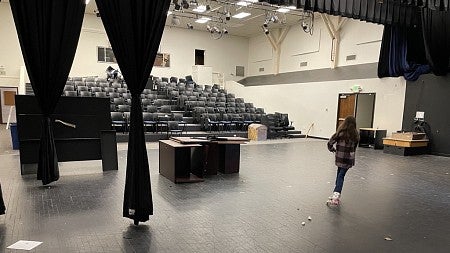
[
  {"xmin": 146, "ymin": 105, "xmax": 157, "ymax": 113},
  {"xmin": 117, "ymin": 105, "xmax": 130, "ymax": 112},
  {"xmin": 111, "ymin": 112, "xmax": 127, "ymax": 133},
  {"xmin": 143, "ymin": 112, "xmax": 157, "ymax": 132},
  {"xmin": 91, "ymin": 87, "xmax": 102, "ymax": 93},
  {"xmin": 79, "ymin": 91, "xmax": 91, "ymax": 97},
  {"xmin": 64, "ymin": 85, "xmax": 74, "ymax": 91},
  {"xmin": 77, "ymin": 86, "xmax": 88, "ymax": 92},
  {"xmin": 64, "ymin": 91, "xmax": 77, "ymax": 97},
  {"xmin": 95, "ymin": 92, "xmax": 107, "ymax": 98}
]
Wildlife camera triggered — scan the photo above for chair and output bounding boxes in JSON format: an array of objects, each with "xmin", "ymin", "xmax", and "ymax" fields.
[
  {"xmin": 111, "ymin": 112, "xmax": 127, "ymax": 133},
  {"xmin": 141, "ymin": 99, "xmax": 152, "ymax": 107},
  {"xmin": 143, "ymin": 112, "xmax": 157, "ymax": 132},
  {"xmin": 193, "ymin": 107, "xmax": 206, "ymax": 123},
  {"xmin": 91, "ymin": 87, "xmax": 102, "ymax": 93},
  {"xmin": 104, "ymin": 87, "xmax": 115, "ymax": 93},
  {"xmin": 109, "ymin": 92, "xmax": 120, "ymax": 99},
  {"xmin": 256, "ymin": 108, "xmax": 265, "ymax": 114},
  {"xmin": 227, "ymin": 102, "xmax": 236, "ymax": 108},
  {"xmin": 153, "ymin": 99, "xmax": 165, "ymax": 108},
  {"xmin": 220, "ymin": 114, "xmax": 234, "ymax": 131},
  {"xmin": 86, "ymin": 82, "xmax": 96, "ymax": 89},
  {"xmin": 208, "ymin": 97, "xmax": 217, "ymax": 103},
  {"xmin": 113, "ymin": 98, "xmax": 125, "ymax": 106},
  {"xmin": 178, "ymin": 78, "xmax": 186, "ymax": 83},
  {"xmin": 167, "ymin": 121, "xmax": 182, "ymax": 137},
  {"xmin": 227, "ymin": 97, "xmax": 236, "ymax": 103},
  {"xmin": 64, "ymin": 91, "xmax": 77, "ymax": 97},
  {"xmin": 206, "ymin": 114, "xmax": 221, "ymax": 132},
  {"xmin": 206, "ymin": 107, "xmax": 215, "ymax": 114},
  {"xmin": 77, "ymin": 86, "xmax": 88, "ymax": 92},
  {"xmin": 146, "ymin": 105, "xmax": 158, "ymax": 113},
  {"xmin": 160, "ymin": 105, "xmax": 172, "ymax": 114},
  {"xmin": 75, "ymin": 81, "xmax": 85, "ymax": 87},
  {"xmin": 217, "ymin": 102, "xmax": 226, "ymax": 108},
  {"xmin": 117, "ymin": 105, "xmax": 130, "ymax": 112},
  {"xmin": 227, "ymin": 107, "xmax": 236, "ymax": 114},
  {"xmin": 79, "ymin": 91, "xmax": 91, "ymax": 97},
  {"xmin": 170, "ymin": 77, "xmax": 178, "ymax": 83},
  {"xmin": 206, "ymin": 102, "xmax": 215, "ymax": 108},
  {"xmin": 173, "ymin": 113, "xmax": 187, "ymax": 132},
  {"xmin": 117, "ymin": 88, "xmax": 127, "ymax": 94},
  {"xmin": 110, "ymin": 104, "xmax": 117, "ymax": 112},
  {"xmin": 217, "ymin": 97, "xmax": 227, "ymax": 103},
  {"xmin": 248, "ymin": 108, "xmax": 256, "ymax": 113},
  {"xmin": 95, "ymin": 92, "xmax": 107, "ymax": 98},
  {"xmin": 111, "ymin": 82, "xmax": 122, "ymax": 89},
  {"xmin": 64, "ymin": 85, "xmax": 74, "ymax": 91},
  {"xmin": 161, "ymin": 77, "xmax": 169, "ymax": 83}
]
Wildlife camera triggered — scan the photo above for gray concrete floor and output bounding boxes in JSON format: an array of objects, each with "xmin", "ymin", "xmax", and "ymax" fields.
[{"xmin": 0, "ymin": 125, "xmax": 449, "ymax": 252}]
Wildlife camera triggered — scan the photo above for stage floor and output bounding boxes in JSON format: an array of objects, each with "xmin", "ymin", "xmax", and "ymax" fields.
[{"xmin": 0, "ymin": 125, "xmax": 449, "ymax": 252}]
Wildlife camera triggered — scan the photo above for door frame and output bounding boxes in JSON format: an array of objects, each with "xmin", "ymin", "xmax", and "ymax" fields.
[{"xmin": 336, "ymin": 92, "xmax": 376, "ymax": 129}]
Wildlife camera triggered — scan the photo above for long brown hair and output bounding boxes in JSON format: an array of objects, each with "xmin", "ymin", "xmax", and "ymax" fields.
[{"xmin": 335, "ymin": 116, "xmax": 359, "ymax": 142}]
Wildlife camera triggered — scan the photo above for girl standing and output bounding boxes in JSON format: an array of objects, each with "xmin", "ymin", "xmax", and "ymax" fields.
[{"xmin": 327, "ymin": 116, "xmax": 359, "ymax": 206}]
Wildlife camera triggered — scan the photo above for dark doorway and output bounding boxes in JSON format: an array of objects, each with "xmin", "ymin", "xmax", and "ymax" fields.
[
  {"xmin": 195, "ymin": 49, "xmax": 205, "ymax": 65},
  {"xmin": 336, "ymin": 93, "xmax": 376, "ymax": 129}
]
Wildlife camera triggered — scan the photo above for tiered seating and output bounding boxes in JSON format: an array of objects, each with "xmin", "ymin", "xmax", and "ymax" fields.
[{"xmin": 65, "ymin": 75, "xmax": 268, "ymax": 134}]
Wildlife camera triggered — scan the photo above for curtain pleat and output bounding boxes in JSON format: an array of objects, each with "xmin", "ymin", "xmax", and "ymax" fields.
[
  {"xmin": 10, "ymin": 0, "xmax": 85, "ymax": 185},
  {"xmin": 95, "ymin": 0, "xmax": 171, "ymax": 223}
]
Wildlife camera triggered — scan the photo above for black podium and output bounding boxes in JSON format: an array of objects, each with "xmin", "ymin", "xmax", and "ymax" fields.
[{"xmin": 15, "ymin": 95, "xmax": 118, "ymax": 174}]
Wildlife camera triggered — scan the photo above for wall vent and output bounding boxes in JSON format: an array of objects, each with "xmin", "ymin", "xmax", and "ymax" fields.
[
  {"xmin": 259, "ymin": 67, "xmax": 265, "ymax": 72},
  {"xmin": 236, "ymin": 66, "xmax": 245, "ymax": 77},
  {"xmin": 346, "ymin": 54, "xmax": 357, "ymax": 61},
  {"xmin": 300, "ymin": 61, "xmax": 308, "ymax": 67}
]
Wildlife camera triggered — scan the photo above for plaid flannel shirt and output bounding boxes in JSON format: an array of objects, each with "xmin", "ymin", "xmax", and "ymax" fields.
[{"xmin": 327, "ymin": 134, "xmax": 358, "ymax": 169}]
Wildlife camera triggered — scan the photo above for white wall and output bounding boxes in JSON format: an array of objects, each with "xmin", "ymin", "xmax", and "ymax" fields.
[
  {"xmin": 226, "ymin": 78, "xmax": 406, "ymax": 138},
  {"xmin": 248, "ymin": 16, "xmax": 384, "ymax": 76},
  {"xmin": 0, "ymin": 3, "xmax": 249, "ymax": 82},
  {"xmin": 153, "ymin": 26, "xmax": 248, "ymax": 82},
  {"xmin": 0, "ymin": 3, "xmax": 23, "ymax": 87}
]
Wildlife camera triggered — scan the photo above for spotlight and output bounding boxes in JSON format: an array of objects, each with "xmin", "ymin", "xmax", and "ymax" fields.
[
  {"xmin": 206, "ymin": 25, "xmax": 212, "ymax": 33},
  {"xmin": 301, "ymin": 21, "xmax": 308, "ymax": 31},
  {"xmin": 225, "ymin": 11, "xmax": 231, "ymax": 21},
  {"xmin": 189, "ymin": 0, "xmax": 198, "ymax": 6},
  {"xmin": 187, "ymin": 23, "xmax": 194, "ymax": 29},
  {"xmin": 261, "ymin": 25, "xmax": 269, "ymax": 35},
  {"xmin": 206, "ymin": 5, "xmax": 211, "ymax": 11},
  {"xmin": 181, "ymin": 0, "xmax": 189, "ymax": 9},
  {"xmin": 172, "ymin": 0, "xmax": 181, "ymax": 10},
  {"xmin": 263, "ymin": 19, "xmax": 269, "ymax": 27},
  {"xmin": 171, "ymin": 16, "xmax": 181, "ymax": 26},
  {"xmin": 223, "ymin": 28, "xmax": 228, "ymax": 34}
]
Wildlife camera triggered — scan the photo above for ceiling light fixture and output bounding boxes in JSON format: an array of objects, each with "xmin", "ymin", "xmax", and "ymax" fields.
[
  {"xmin": 193, "ymin": 5, "xmax": 207, "ymax": 13},
  {"xmin": 187, "ymin": 23, "xmax": 194, "ymax": 29},
  {"xmin": 232, "ymin": 12, "xmax": 251, "ymax": 19},
  {"xmin": 276, "ymin": 7, "xmax": 290, "ymax": 13},
  {"xmin": 195, "ymin": 17, "xmax": 211, "ymax": 23},
  {"xmin": 261, "ymin": 25, "xmax": 269, "ymax": 35}
]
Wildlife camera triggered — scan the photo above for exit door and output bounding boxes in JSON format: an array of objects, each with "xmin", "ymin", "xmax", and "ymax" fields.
[{"xmin": 337, "ymin": 93, "xmax": 376, "ymax": 129}]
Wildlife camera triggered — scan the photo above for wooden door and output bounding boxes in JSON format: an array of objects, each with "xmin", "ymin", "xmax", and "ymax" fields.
[
  {"xmin": 337, "ymin": 94, "xmax": 356, "ymax": 129},
  {"xmin": 0, "ymin": 87, "xmax": 18, "ymax": 124}
]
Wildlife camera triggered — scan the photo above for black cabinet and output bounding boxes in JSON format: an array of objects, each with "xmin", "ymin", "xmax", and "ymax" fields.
[{"xmin": 359, "ymin": 128, "xmax": 387, "ymax": 149}]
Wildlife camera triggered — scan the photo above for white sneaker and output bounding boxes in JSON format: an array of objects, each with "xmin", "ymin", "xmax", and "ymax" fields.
[{"xmin": 326, "ymin": 192, "xmax": 340, "ymax": 206}]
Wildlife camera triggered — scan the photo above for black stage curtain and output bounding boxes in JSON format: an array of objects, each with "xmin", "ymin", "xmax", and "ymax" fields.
[
  {"xmin": 421, "ymin": 8, "xmax": 450, "ymax": 75},
  {"xmin": 95, "ymin": 0, "xmax": 171, "ymax": 223},
  {"xmin": 10, "ymin": 0, "xmax": 85, "ymax": 185}
]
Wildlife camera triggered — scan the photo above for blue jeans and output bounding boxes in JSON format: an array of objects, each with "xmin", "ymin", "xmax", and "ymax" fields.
[{"xmin": 333, "ymin": 167, "xmax": 348, "ymax": 193}]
